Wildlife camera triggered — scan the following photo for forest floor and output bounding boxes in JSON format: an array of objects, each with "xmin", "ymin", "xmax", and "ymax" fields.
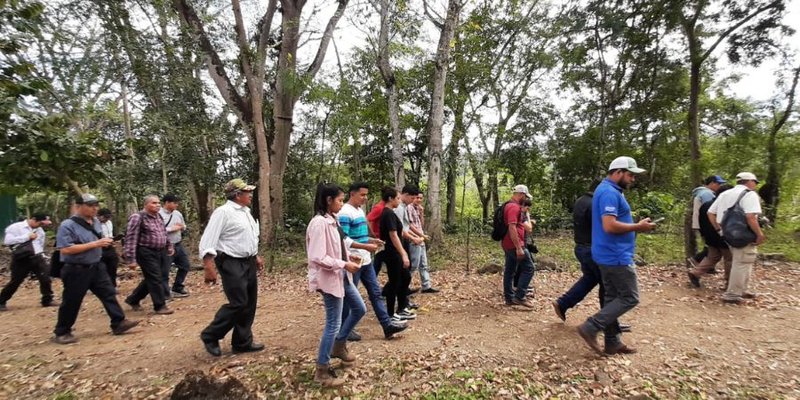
[{"xmin": 0, "ymin": 247, "xmax": 799, "ymax": 399}]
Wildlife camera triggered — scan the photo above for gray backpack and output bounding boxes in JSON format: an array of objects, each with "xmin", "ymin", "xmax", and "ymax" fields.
[{"xmin": 721, "ymin": 190, "xmax": 757, "ymax": 248}]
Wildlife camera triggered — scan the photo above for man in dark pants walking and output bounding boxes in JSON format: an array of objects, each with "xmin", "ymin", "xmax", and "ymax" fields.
[
  {"xmin": 98, "ymin": 208, "xmax": 120, "ymax": 288},
  {"xmin": 552, "ymin": 183, "xmax": 632, "ymax": 331},
  {"xmin": 160, "ymin": 194, "xmax": 191, "ymax": 298},
  {"xmin": 198, "ymin": 179, "xmax": 264, "ymax": 357},
  {"xmin": 577, "ymin": 157, "xmax": 655, "ymax": 355},
  {"xmin": 1, "ymin": 213, "xmax": 56, "ymax": 310},
  {"xmin": 123, "ymin": 195, "xmax": 174, "ymax": 314},
  {"xmin": 52, "ymin": 194, "xmax": 138, "ymax": 344}
]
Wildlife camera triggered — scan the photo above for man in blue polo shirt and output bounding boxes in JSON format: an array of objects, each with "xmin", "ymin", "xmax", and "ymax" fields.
[{"xmin": 577, "ymin": 157, "xmax": 656, "ymax": 356}]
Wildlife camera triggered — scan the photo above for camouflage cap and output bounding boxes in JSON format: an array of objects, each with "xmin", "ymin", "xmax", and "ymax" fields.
[{"xmin": 224, "ymin": 178, "xmax": 256, "ymax": 193}]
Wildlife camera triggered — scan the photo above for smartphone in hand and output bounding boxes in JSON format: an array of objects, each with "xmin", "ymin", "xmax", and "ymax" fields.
[{"xmin": 652, "ymin": 217, "xmax": 665, "ymax": 224}]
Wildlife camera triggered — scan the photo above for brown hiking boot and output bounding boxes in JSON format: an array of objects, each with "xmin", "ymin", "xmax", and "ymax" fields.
[
  {"xmin": 577, "ymin": 324, "xmax": 603, "ymax": 355},
  {"xmin": 511, "ymin": 297, "xmax": 534, "ymax": 308},
  {"xmin": 604, "ymin": 343, "xmax": 638, "ymax": 355},
  {"xmin": 331, "ymin": 340, "xmax": 355, "ymax": 366},
  {"xmin": 314, "ymin": 364, "xmax": 344, "ymax": 387},
  {"xmin": 112, "ymin": 319, "xmax": 140, "ymax": 335}
]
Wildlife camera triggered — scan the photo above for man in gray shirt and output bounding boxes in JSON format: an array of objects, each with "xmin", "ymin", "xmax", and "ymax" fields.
[
  {"xmin": 160, "ymin": 194, "xmax": 191, "ymax": 298},
  {"xmin": 53, "ymin": 194, "xmax": 139, "ymax": 344}
]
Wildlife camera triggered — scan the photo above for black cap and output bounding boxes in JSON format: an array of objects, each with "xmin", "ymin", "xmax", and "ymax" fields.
[
  {"xmin": 75, "ymin": 193, "xmax": 100, "ymax": 205},
  {"xmin": 98, "ymin": 208, "xmax": 113, "ymax": 217}
]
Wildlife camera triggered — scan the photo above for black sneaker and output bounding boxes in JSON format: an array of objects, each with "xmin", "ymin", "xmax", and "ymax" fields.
[
  {"xmin": 383, "ymin": 322, "xmax": 408, "ymax": 339},
  {"xmin": 0, "ymin": 303, "xmax": 7, "ymax": 312},
  {"xmin": 125, "ymin": 299, "xmax": 143, "ymax": 312},
  {"xmin": 421, "ymin": 287, "xmax": 440, "ymax": 294},
  {"xmin": 688, "ymin": 272, "xmax": 701, "ymax": 288},
  {"xmin": 390, "ymin": 315, "xmax": 409, "ymax": 325},
  {"xmin": 407, "ymin": 302, "xmax": 419, "ymax": 310},
  {"xmin": 171, "ymin": 289, "xmax": 190, "ymax": 298},
  {"xmin": 52, "ymin": 333, "xmax": 78, "ymax": 345},
  {"xmin": 347, "ymin": 330, "xmax": 362, "ymax": 342},
  {"xmin": 394, "ymin": 311, "xmax": 416, "ymax": 321}
]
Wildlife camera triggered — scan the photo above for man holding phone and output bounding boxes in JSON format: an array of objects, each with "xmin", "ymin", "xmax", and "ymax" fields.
[{"xmin": 577, "ymin": 156, "xmax": 656, "ymax": 356}]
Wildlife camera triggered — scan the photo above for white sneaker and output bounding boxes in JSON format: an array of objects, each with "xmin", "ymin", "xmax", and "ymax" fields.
[{"xmin": 395, "ymin": 311, "xmax": 416, "ymax": 320}]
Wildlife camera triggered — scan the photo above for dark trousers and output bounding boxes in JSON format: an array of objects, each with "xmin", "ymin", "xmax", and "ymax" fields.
[
  {"xmin": 503, "ymin": 249, "xmax": 534, "ymax": 301},
  {"xmin": 126, "ymin": 247, "xmax": 169, "ymax": 311},
  {"xmin": 0, "ymin": 254, "xmax": 53, "ymax": 305},
  {"xmin": 382, "ymin": 251, "xmax": 410, "ymax": 316},
  {"xmin": 201, "ymin": 254, "xmax": 258, "ymax": 348},
  {"xmin": 556, "ymin": 245, "xmax": 605, "ymax": 311},
  {"xmin": 584, "ymin": 265, "xmax": 637, "ymax": 346},
  {"xmin": 101, "ymin": 247, "xmax": 119, "ymax": 287},
  {"xmin": 170, "ymin": 242, "xmax": 191, "ymax": 292},
  {"xmin": 54, "ymin": 262, "xmax": 125, "ymax": 336},
  {"xmin": 373, "ymin": 250, "xmax": 385, "ymax": 276}
]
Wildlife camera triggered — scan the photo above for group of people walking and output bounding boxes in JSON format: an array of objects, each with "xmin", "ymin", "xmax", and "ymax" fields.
[{"xmin": 1, "ymin": 156, "xmax": 770, "ymax": 387}]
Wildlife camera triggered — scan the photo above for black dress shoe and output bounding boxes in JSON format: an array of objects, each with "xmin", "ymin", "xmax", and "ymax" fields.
[
  {"xmin": 203, "ymin": 340, "xmax": 222, "ymax": 357},
  {"xmin": 232, "ymin": 342, "xmax": 265, "ymax": 354},
  {"xmin": 383, "ymin": 322, "xmax": 408, "ymax": 339}
]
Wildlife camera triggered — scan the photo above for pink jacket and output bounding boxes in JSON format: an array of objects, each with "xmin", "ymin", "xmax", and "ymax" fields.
[{"xmin": 306, "ymin": 214, "xmax": 353, "ymax": 298}]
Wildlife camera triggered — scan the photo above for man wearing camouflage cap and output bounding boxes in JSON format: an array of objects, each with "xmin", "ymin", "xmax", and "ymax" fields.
[{"xmin": 198, "ymin": 179, "xmax": 264, "ymax": 356}]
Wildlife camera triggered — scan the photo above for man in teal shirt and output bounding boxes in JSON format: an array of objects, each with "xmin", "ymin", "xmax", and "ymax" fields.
[{"xmin": 577, "ymin": 157, "xmax": 656, "ymax": 355}]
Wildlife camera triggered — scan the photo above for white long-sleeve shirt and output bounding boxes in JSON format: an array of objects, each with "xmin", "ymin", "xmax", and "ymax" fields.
[
  {"xmin": 199, "ymin": 200, "xmax": 259, "ymax": 258},
  {"xmin": 100, "ymin": 220, "xmax": 114, "ymax": 239},
  {"xmin": 4, "ymin": 220, "xmax": 46, "ymax": 255}
]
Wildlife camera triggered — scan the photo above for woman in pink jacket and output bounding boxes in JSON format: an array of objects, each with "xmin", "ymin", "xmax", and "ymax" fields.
[{"xmin": 306, "ymin": 183, "xmax": 366, "ymax": 387}]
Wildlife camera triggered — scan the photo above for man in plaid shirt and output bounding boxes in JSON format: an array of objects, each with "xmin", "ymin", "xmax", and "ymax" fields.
[
  {"xmin": 123, "ymin": 195, "xmax": 175, "ymax": 315},
  {"xmin": 407, "ymin": 191, "xmax": 439, "ymax": 293}
]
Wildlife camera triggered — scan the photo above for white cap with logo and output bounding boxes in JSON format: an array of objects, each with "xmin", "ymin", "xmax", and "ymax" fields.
[
  {"xmin": 735, "ymin": 172, "xmax": 759, "ymax": 183},
  {"xmin": 608, "ymin": 156, "xmax": 646, "ymax": 174},
  {"xmin": 513, "ymin": 184, "xmax": 533, "ymax": 200}
]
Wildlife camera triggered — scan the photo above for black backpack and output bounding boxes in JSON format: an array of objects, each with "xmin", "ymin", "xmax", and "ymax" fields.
[
  {"xmin": 491, "ymin": 201, "xmax": 511, "ymax": 241},
  {"xmin": 721, "ymin": 189, "xmax": 757, "ymax": 248}
]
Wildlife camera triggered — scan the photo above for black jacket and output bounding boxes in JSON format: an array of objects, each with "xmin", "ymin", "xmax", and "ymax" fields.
[
  {"xmin": 573, "ymin": 192, "xmax": 593, "ymax": 246},
  {"xmin": 699, "ymin": 200, "xmax": 727, "ymax": 249}
]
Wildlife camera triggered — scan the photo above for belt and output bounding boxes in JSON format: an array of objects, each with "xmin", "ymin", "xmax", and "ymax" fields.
[
  {"xmin": 219, "ymin": 252, "xmax": 257, "ymax": 261},
  {"xmin": 65, "ymin": 262, "xmax": 102, "ymax": 268},
  {"xmin": 140, "ymin": 246, "xmax": 166, "ymax": 251}
]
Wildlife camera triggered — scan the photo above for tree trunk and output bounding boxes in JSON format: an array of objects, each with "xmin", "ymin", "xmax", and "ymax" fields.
[
  {"xmin": 424, "ymin": 0, "xmax": 460, "ymax": 246},
  {"xmin": 445, "ymin": 95, "xmax": 465, "ymax": 227},
  {"xmin": 374, "ymin": 0, "xmax": 404, "ymax": 189}
]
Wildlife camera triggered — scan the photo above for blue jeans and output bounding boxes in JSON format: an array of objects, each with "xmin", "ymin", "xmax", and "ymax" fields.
[
  {"xmin": 318, "ymin": 273, "xmax": 366, "ymax": 365},
  {"xmin": 342, "ymin": 262, "xmax": 392, "ymax": 328},
  {"xmin": 583, "ymin": 264, "xmax": 638, "ymax": 346},
  {"xmin": 557, "ymin": 245, "xmax": 604, "ymax": 311},
  {"xmin": 504, "ymin": 248, "xmax": 534, "ymax": 301},
  {"xmin": 409, "ymin": 244, "xmax": 432, "ymax": 289}
]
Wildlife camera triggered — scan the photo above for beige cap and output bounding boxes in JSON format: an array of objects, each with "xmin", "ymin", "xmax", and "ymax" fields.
[{"xmin": 224, "ymin": 178, "xmax": 256, "ymax": 193}]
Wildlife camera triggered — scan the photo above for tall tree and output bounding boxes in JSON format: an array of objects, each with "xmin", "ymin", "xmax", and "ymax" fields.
[
  {"xmin": 172, "ymin": 0, "xmax": 277, "ymax": 243},
  {"xmin": 423, "ymin": 0, "xmax": 461, "ymax": 245},
  {"xmin": 270, "ymin": 0, "xmax": 349, "ymax": 228}
]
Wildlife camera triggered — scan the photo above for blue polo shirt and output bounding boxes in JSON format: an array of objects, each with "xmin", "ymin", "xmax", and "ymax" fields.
[
  {"xmin": 57, "ymin": 217, "xmax": 103, "ymax": 265},
  {"xmin": 591, "ymin": 178, "xmax": 635, "ymax": 266}
]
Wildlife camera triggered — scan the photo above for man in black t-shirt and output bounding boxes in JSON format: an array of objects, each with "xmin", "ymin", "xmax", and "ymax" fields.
[
  {"xmin": 377, "ymin": 187, "xmax": 415, "ymax": 321},
  {"xmin": 688, "ymin": 184, "xmax": 733, "ymax": 288}
]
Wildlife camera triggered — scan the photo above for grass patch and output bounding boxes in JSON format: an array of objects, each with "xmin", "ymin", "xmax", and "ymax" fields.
[{"xmin": 51, "ymin": 392, "xmax": 77, "ymax": 400}]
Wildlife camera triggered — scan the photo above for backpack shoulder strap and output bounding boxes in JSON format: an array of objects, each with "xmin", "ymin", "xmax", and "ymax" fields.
[
  {"xmin": 730, "ymin": 189, "xmax": 751, "ymax": 208},
  {"xmin": 69, "ymin": 216, "xmax": 102, "ymax": 240}
]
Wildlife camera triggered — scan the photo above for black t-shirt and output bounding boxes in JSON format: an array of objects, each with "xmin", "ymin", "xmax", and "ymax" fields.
[
  {"xmin": 572, "ymin": 193, "xmax": 593, "ymax": 246},
  {"xmin": 379, "ymin": 207, "xmax": 404, "ymax": 253}
]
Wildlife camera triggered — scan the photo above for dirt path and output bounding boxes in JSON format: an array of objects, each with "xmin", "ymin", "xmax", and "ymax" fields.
[{"xmin": 0, "ymin": 260, "xmax": 798, "ymax": 399}]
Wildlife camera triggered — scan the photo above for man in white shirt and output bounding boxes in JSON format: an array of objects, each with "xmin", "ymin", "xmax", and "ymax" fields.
[
  {"xmin": 1, "ymin": 213, "xmax": 57, "ymax": 310},
  {"xmin": 160, "ymin": 194, "xmax": 191, "ymax": 298},
  {"xmin": 198, "ymin": 179, "xmax": 264, "ymax": 357},
  {"xmin": 708, "ymin": 172, "xmax": 765, "ymax": 304},
  {"xmin": 98, "ymin": 208, "xmax": 120, "ymax": 288}
]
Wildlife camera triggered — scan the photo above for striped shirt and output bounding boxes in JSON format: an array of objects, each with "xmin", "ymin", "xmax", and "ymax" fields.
[{"xmin": 338, "ymin": 203, "xmax": 371, "ymax": 265}]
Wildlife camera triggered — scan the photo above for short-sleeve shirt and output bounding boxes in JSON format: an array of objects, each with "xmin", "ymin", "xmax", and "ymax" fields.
[
  {"xmin": 691, "ymin": 186, "xmax": 716, "ymax": 229},
  {"xmin": 57, "ymin": 217, "xmax": 103, "ymax": 265},
  {"xmin": 708, "ymin": 185, "xmax": 762, "ymax": 235},
  {"xmin": 338, "ymin": 203, "xmax": 372, "ymax": 265},
  {"xmin": 367, "ymin": 201, "xmax": 385, "ymax": 237},
  {"xmin": 591, "ymin": 178, "xmax": 636, "ymax": 266},
  {"xmin": 501, "ymin": 202, "xmax": 525, "ymax": 251},
  {"xmin": 394, "ymin": 203, "xmax": 411, "ymax": 233},
  {"xmin": 379, "ymin": 207, "xmax": 404, "ymax": 254}
]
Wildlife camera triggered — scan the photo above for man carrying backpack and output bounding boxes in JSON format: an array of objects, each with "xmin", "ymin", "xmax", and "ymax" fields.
[
  {"xmin": 707, "ymin": 172, "xmax": 765, "ymax": 304},
  {"xmin": 496, "ymin": 185, "xmax": 535, "ymax": 308}
]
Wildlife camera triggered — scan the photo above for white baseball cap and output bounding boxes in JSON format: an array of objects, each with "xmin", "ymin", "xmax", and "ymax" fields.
[
  {"xmin": 513, "ymin": 184, "xmax": 533, "ymax": 200},
  {"xmin": 735, "ymin": 172, "xmax": 759, "ymax": 183},
  {"xmin": 608, "ymin": 156, "xmax": 646, "ymax": 174}
]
